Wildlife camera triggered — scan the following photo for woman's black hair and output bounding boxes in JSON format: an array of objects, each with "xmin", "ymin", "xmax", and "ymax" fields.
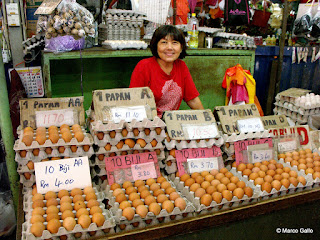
[{"xmin": 150, "ymin": 25, "xmax": 187, "ymax": 59}]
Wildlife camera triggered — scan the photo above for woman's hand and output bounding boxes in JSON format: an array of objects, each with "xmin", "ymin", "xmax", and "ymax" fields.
[{"xmin": 187, "ymin": 97, "xmax": 204, "ymax": 110}]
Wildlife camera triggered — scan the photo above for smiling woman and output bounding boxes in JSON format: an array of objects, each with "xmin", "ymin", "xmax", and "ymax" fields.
[{"xmin": 130, "ymin": 25, "xmax": 204, "ymax": 118}]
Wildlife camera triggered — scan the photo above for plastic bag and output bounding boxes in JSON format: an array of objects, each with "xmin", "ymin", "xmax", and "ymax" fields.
[
  {"xmin": 45, "ymin": 35, "xmax": 85, "ymax": 53},
  {"xmin": 310, "ymin": 11, "xmax": 320, "ymax": 38},
  {"xmin": 293, "ymin": 0, "xmax": 314, "ymax": 36}
]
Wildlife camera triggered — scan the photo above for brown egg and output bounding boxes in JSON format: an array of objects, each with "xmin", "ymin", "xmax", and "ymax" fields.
[
  {"xmin": 78, "ymin": 214, "xmax": 91, "ymax": 229},
  {"xmin": 257, "ymin": 171, "xmax": 266, "ymax": 178},
  {"xmin": 132, "ymin": 199, "xmax": 144, "ymax": 208},
  {"xmin": 210, "ymin": 169, "xmax": 219, "ymax": 176},
  {"xmin": 195, "ymin": 176, "xmax": 204, "ymax": 184},
  {"xmin": 127, "ymin": 193, "xmax": 139, "ymax": 202},
  {"xmin": 254, "ymin": 162, "xmax": 262, "ymax": 168},
  {"xmin": 150, "ymin": 139, "xmax": 158, "ymax": 147},
  {"xmin": 161, "ymin": 181, "xmax": 172, "ymax": 190},
  {"xmin": 169, "ymin": 149, "xmax": 176, "ymax": 157},
  {"xmin": 252, "ymin": 167, "xmax": 260, "ymax": 173},
  {"xmin": 266, "ymin": 170, "xmax": 276, "ymax": 177},
  {"xmin": 32, "ymin": 199, "xmax": 45, "ymax": 209},
  {"xmin": 244, "ymin": 187, "xmax": 253, "ymax": 197},
  {"xmin": 61, "ymin": 132, "xmax": 72, "ymax": 143},
  {"xmin": 60, "ymin": 202, "xmax": 73, "ymax": 212},
  {"xmin": 212, "ymin": 192, "xmax": 222, "ymax": 203},
  {"xmin": 254, "ymin": 177, "xmax": 264, "ymax": 186},
  {"xmin": 118, "ymin": 200, "xmax": 131, "ymax": 210},
  {"xmin": 167, "ymin": 192, "xmax": 178, "ymax": 202},
  {"xmin": 46, "ymin": 213, "xmax": 60, "ymax": 222},
  {"xmin": 137, "ymin": 185, "xmax": 149, "ymax": 193},
  {"xmin": 58, "ymin": 189, "xmax": 69, "ymax": 199},
  {"xmin": 216, "ymin": 184, "xmax": 227, "ymax": 193},
  {"xmin": 190, "ymin": 183, "xmax": 201, "ymax": 192},
  {"xmin": 261, "ymin": 182, "xmax": 272, "ymax": 193},
  {"xmin": 297, "ymin": 176, "xmax": 306, "ymax": 186},
  {"xmin": 74, "ymin": 201, "xmax": 86, "ymax": 211},
  {"xmin": 122, "ymin": 207, "xmax": 135, "ymax": 220},
  {"xmin": 115, "ymin": 193, "xmax": 127, "ymax": 203},
  {"xmin": 185, "ymin": 178, "xmax": 195, "ymax": 187},
  {"xmin": 313, "ymin": 172, "xmax": 320, "ymax": 180},
  {"xmin": 145, "ymin": 195, "xmax": 157, "ymax": 205},
  {"xmin": 136, "ymin": 139, "xmax": 147, "ymax": 148},
  {"xmin": 200, "ymin": 194, "xmax": 212, "ymax": 206},
  {"xmin": 46, "ymin": 198, "xmax": 59, "ymax": 207},
  {"xmin": 289, "ymin": 171, "xmax": 298, "ymax": 178},
  {"xmin": 90, "ymin": 206, "xmax": 103, "ymax": 215},
  {"xmin": 273, "ymin": 174, "xmax": 283, "ymax": 181},
  {"xmin": 194, "ymin": 187, "xmax": 206, "ymax": 198},
  {"xmin": 71, "ymin": 188, "xmax": 83, "ymax": 197},
  {"xmin": 125, "ymin": 186, "xmax": 137, "ymax": 195},
  {"xmin": 63, "ymin": 217, "xmax": 76, "ymax": 231},
  {"xmin": 162, "ymin": 200, "xmax": 174, "ymax": 213},
  {"xmin": 156, "ymin": 194, "xmax": 169, "ymax": 203},
  {"xmin": 205, "ymin": 185, "xmax": 216, "ymax": 195},
  {"xmin": 226, "ymin": 182, "xmax": 237, "ymax": 192},
  {"xmin": 289, "ymin": 177, "xmax": 298, "ymax": 187},
  {"xmin": 236, "ymin": 163, "xmax": 246, "ymax": 172},
  {"xmin": 156, "ymin": 176, "xmax": 166, "ymax": 184},
  {"xmin": 271, "ymin": 180, "xmax": 281, "ymax": 191},
  {"xmin": 74, "ymin": 131, "xmax": 84, "ymax": 142},
  {"xmin": 233, "ymin": 188, "xmax": 245, "ymax": 199},
  {"xmin": 19, "ymin": 150, "xmax": 27, "ymax": 158},
  {"xmin": 275, "ymin": 168, "xmax": 284, "ymax": 175},
  {"xmin": 249, "ymin": 172, "xmax": 259, "ymax": 181},
  {"xmin": 47, "ymin": 218, "xmax": 61, "ymax": 234},
  {"xmin": 220, "ymin": 177, "xmax": 231, "ymax": 185},
  {"xmin": 83, "ymin": 145, "xmax": 90, "ymax": 152},
  {"xmin": 149, "ymin": 183, "xmax": 160, "ymax": 192},
  {"xmin": 133, "ymin": 128, "xmax": 140, "ymax": 136},
  {"xmin": 46, "ymin": 205, "xmax": 59, "ymax": 215},
  {"xmin": 30, "ymin": 222, "xmax": 45, "ymax": 237},
  {"xmin": 22, "ymin": 135, "xmax": 33, "ymax": 146},
  {"xmin": 112, "ymin": 188, "xmax": 124, "ymax": 197},
  {"xmin": 211, "ymin": 179, "xmax": 221, "ymax": 187},
  {"xmin": 71, "ymin": 124, "xmax": 81, "ymax": 132},
  {"xmin": 165, "ymin": 187, "xmax": 176, "ymax": 195},
  {"xmin": 242, "ymin": 169, "xmax": 252, "ymax": 176},
  {"xmin": 280, "ymin": 179, "xmax": 290, "ymax": 189},
  {"xmin": 222, "ymin": 190, "xmax": 233, "ymax": 201},
  {"xmin": 60, "ymin": 196, "xmax": 72, "ymax": 204},
  {"xmin": 174, "ymin": 197, "xmax": 186, "ymax": 210},
  {"xmin": 149, "ymin": 202, "xmax": 161, "ymax": 215},
  {"xmin": 62, "ymin": 210, "xmax": 75, "ymax": 220},
  {"xmin": 153, "ymin": 189, "xmax": 165, "ymax": 197},
  {"xmin": 32, "ymin": 207, "xmax": 45, "ymax": 216},
  {"xmin": 104, "ymin": 143, "xmax": 111, "ymax": 151},
  {"xmin": 32, "ymin": 193, "xmax": 44, "ymax": 202},
  {"xmin": 146, "ymin": 178, "xmax": 156, "ymax": 186},
  {"xmin": 85, "ymin": 192, "xmax": 97, "ymax": 201},
  {"xmin": 30, "ymin": 214, "xmax": 45, "ymax": 224},
  {"xmin": 91, "ymin": 212, "xmax": 105, "ymax": 227},
  {"xmin": 32, "ymin": 148, "xmax": 40, "ymax": 156},
  {"xmin": 136, "ymin": 205, "xmax": 148, "ymax": 218}
]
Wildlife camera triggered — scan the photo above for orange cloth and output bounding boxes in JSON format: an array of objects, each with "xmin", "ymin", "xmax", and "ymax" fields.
[{"xmin": 171, "ymin": 0, "xmax": 189, "ymax": 24}]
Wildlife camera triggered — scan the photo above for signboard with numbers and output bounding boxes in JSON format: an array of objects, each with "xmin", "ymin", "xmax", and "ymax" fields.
[
  {"xmin": 247, "ymin": 144, "xmax": 274, "ymax": 163},
  {"xmin": 34, "ymin": 157, "xmax": 91, "ymax": 194},
  {"xmin": 105, "ymin": 152, "xmax": 160, "ymax": 184},
  {"xmin": 175, "ymin": 147, "xmax": 223, "ymax": 175},
  {"xmin": 36, "ymin": 109, "xmax": 75, "ymax": 127},
  {"xmin": 110, "ymin": 106, "xmax": 147, "ymax": 123},
  {"xmin": 92, "ymin": 87, "xmax": 157, "ymax": 123},
  {"xmin": 19, "ymin": 97, "xmax": 84, "ymax": 129},
  {"xmin": 163, "ymin": 109, "xmax": 219, "ymax": 140},
  {"xmin": 214, "ymin": 104, "xmax": 260, "ymax": 135},
  {"xmin": 237, "ymin": 117, "xmax": 265, "ymax": 133}
]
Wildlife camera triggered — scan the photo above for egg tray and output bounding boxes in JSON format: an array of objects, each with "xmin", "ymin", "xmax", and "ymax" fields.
[
  {"xmin": 92, "ymin": 128, "xmax": 166, "ymax": 147},
  {"xmin": 162, "ymin": 155, "xmax": 178, "ymax": 174},
  {"xmin": 90, "ymin": 150, "xmax": 166, "ymax": 167},
  {"xmin": 20, "ymin": 173, "xmax": 36, "ymax": 188},
  {"xmin": 18, "ymin": 163, "xmax": 35, "ymax": 173},
  {"xmin": 95, "ymin": 141, "xmax": 165, "ymax": 155},
  {"xmin": 275, "ymin": 94, "xmax": 320, "ymax": 110},
  {"xmin": 90, "ymin": 166, "xmax": 108, "ymax": 177},
  {"xmin": 169, "ymin": 175, "xmax": 259, "ymax": 214},
  {"xmin": 92, "ymin": 178, "xmax": 109, "ymax": 192},
  {"xmin": 273, "ymin": 107, "xmax": 308, "ymax": 124},
  {"xmin": 14, "ymin": 132, "xmax": 94, "ymax": 151},
  {"xmin": 222, "ymin": 130, "xmax": 273, "ymax": 143},
  {"xmin": 15, "ymin": 145, "xmax": 95, "ymax": 164},
  {"xmin": 164, "ymin": 137, "xmax": 224, "ymax": 151},
  {"xmin": 274, "ymin": 101, "xmax": 318, "ymax": 115}
]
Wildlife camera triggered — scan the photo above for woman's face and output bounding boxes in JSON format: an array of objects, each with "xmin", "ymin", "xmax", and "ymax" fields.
[{"xmin": 157, "ymin": 35, "xmax": 182, "ymax": 64}]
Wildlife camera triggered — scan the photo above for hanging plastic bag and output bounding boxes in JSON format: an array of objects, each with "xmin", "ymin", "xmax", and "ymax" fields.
[
  {"xmin": 293, "ymin": 0, "xmax": 314, "ymax": 36},
  {"xmin": 310, "ymin": 9, "xmax": 320, "ymax": 38}
]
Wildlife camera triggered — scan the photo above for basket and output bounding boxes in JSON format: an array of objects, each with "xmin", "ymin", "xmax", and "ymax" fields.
[{"xmin": 252, "ymin": 10, "xmax": 271, "ymax": 27}]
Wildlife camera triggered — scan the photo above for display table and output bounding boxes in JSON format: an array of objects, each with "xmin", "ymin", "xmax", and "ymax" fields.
[
  {"xmin": 42, "ymin": 48, "xmax": 255, "ymax": 111},
  {"xmin": 17, "ymin": 185, "xmax": 320, "ymax": 240}
]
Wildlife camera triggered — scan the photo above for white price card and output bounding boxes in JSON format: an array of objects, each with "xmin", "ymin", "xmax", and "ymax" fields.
[
  {"xmin": 251, "ymin": 149, "xmax": 273, "ymax": 163},
  {"xmin": 131, "ymin": 162, "xmax": 157, "ymax": 181},
  {"xmin": 237, "ymin": 118, "xmax": 265, "ymax": 133},
  {"xmin": 182, "ymin": 123, "xmax": 219, "ymax": 140},
  {"xmin": 187, "ymin": 157, "xmax": 219, "ymax": 174},
  {"xmin": 278, "ymin": 140, "xmax": 297, "ymax": 152},
  {"xmin": 34, "ymin": 157, "xmax": 91, "ymax": 194},
  {"xmin": 36, "ymin": 109, "xmax": 74, "ymax": 127},
  {"xmin": 111, "ymin": 106, "xmax": 147, "ymax": 123}
]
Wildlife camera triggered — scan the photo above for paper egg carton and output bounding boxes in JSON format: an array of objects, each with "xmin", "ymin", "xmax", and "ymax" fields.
[
  {"xmin": 20, "ymin": 173, "xmax": 36, "ymax": 188},
  {"xmin": 222, "ymin": 130, "xmax": 273, "ymax": 143},
  {"xmin": 273, "ymin": 107, "xmax": 308, "ymax": 124},
  {"xmin": 95, "ymin": 141, "xmax": 165, "ymax": 155},
  {"xmin": 90, "ymin": 166, "xmax": 108, "ymax": 178},
  {"xmin": 162, "ymin": 155, "xmax": 177, "ymax": 174},
  {"xmin": 164, "ymin": 137, "xmax": 224, "ymax": 151},
  {"xmin": 170, "ymin": 175, "xmax": 259, "ymax": 214},
  {"xmin": 92, "ymin": 178, "xmax": 109, "ymax": 192},
  {"xmin": 14, "ymin": 132, "xmax": 94, "ymax": 151},
  {"xmin": 276, "ymin": 92, "xmax": 320, "ymax": 109},
  {"xmin": 274, "ymin": 101, "xmax": 319, "ymax": 115}
]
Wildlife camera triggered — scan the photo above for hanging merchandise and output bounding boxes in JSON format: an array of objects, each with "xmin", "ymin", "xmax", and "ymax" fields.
[
  {"xmin": 171, "ymin": 0, "xmax": 190, "ymax": 25},
  {"xmin": 310, "ymin": 7, "xmax": 320, "ymax": 38},
  {"xmin": 189, "ymin": 0, "xmax": 197, "ymax": 13},
  {"xmin": 293, "ymin": 0, "xmax": 314, "ymax": 37},
  {"xmin": 208, "ymin": 0, "xmax": 224, "ymax": 19},
  {"xmin": 224, "ymin": 0, "xmax": 250, "ymax": 26},
  {"xmin": 269, "ymin": 3, "xmax": 283, "ymax": 28},
  {"xmin": 251, "ymin": 0, "xmax": 272, "ymax": 28}
]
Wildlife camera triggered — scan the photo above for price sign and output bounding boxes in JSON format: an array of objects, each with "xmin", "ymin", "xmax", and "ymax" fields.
[
  {"xmin": 187, "ymin": 157, "xmax": 219, "ymax": 173},
  {"xmin": 34, "ymin": 157, "xmax": 91, "ymax": 194},
  {"xmin": 105, "ymin": 152, "xmax": 160, "ymax": 184},
  {"xmin": 237, "ymin": 118, "xmax": 265, "ymax": 133},
  {"xmin": 131, "ymin": 162, "xmax": 157, "ymax": 181},
  {"xmin": 182, "ymin": 123, "xmax": 219, "ymax": 140},
  {"xmin": 251, "ymin": 149, "xmax": 273, "ymax": 163},
  {"xmin": 111, "ymin": 106, "xmax": 147, "ymax": 123},
  {"xmin": 36, "ymin": 109, "xmax": 75, "ymax": 127},
  {"xmin": 175, "ymin": 147, "xmax": 222, "ymax": 175},
  {"xmin": 278, "ymin": 140, "xmax": 297, "ymax": 152}
]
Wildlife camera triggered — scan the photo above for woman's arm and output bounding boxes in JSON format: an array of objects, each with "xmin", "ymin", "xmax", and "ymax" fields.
[{"xmin": 187, "ymin": 97, "xmax": 204, "ymax": 110}]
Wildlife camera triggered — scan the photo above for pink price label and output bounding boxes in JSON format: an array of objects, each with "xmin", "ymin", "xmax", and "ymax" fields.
[
  {"xmin": 131, "ymin": 162, "xmax": 157, "ymax": 181},
  {"xmin": 234, "ymin": 138, "xmax": 273, "ymax": 165},
  {"xmin": 175, "ymin": 147, "xmax": 222, "ymax": 175},
  {"xmin": 105, "ymin": 152, "xmax": 160, "ymax": 185}
]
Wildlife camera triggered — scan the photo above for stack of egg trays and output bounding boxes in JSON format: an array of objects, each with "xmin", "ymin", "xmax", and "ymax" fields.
[
  {"xmin": 104, "ymin": 179, "xmax": 195, "ymax": 232},
  {"xmin": 231, "ymin": 159, "xmax": 314, "ymax": 202},
  {"xmin": 169, "ymin": 173, "xmax": 259, "ymax": 215},
  {"xmin": 163, "ymin": 134, "xmax": 225, "ymax": 175},
  {"xmin": 90, "ymin": 117, "xmax": 166, "ymax": 177},
  {"xmin": 22, "ymin": 187, "xmax": 116, "ymax": 240}
]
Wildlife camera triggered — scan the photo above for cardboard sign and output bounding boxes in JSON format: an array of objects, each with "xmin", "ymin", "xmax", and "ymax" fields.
[
  {"xmin": 20, "ymin": 97, "xmax": 85, "ymax": 129},
  {"xmin": 92, "ymin": 87, "xmax": 157, "ymax": 123},
  {"xmin": 234, "ymin": 138, "xmax": 273, "ymax": 165},
  {"xmin": 214, "ymin": 104, "xmax": 260, "ymax": 135},
  {"xmin": 278, "ymin": 88, "xmax": 310, "ymax": 98},
  {"xmin": 34, "ymin": 157, "xmax": 91, "ymax": 194},
  {"xmin": 175, "ymin": 147, "xmax": 222, "ymax": 175},
  {"xmin": 36, "ymin": 109, "xmax": 75, "ymax": 127},
  {"xmin": 131, "ymin": 162, "xmax": 157, "ymax": 181},
  {"xmin": 310, "ymin": 130, "xmax": 320, "ymax": 150},
  {"xmin": 268, "ymin": 125, "xmax": 311, "ymax": 149},
  {"xmin": 111, "ymin": 106, "xmax": 147, "ymax": 123},
  {"xmin": 35, "ymin": 0, "xmax": 62, "ymax": 15},
  {"xmin": 262, "ymin": 115, "xmax": 289, "ymax": 130},
  {"xmin": 278, "ymin": 140, "xmax": 297, "ymax": 152},
  {"xmin": 163, "ymin": 109, "xmax": 218, "ymax": 140},
  {"xmin": 105, "ymin": 152, "xmax": 160, "ymax": 184},
  {"xmin": 187, "ymin": 157, "xmax": 219, "ymax": 174},
  {"xmin": 237, "ymin": 117, "xmax": 265, "ymax": 133}
]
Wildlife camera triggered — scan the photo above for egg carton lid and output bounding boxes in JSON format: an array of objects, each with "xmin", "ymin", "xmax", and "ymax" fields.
[
  {"xmin": 95, "ymin": 142, "xmax": 165, "ymax": 155},
  {"xmin": 222, "ymin": 130, "xmax": 273, "ymax": 143},
  {"xmin": 14, "ymin": 133, "xmax": 94, "ymax": 151},
  {"xmin": 164, "ymin": 137, "xmax": 224, "ymax": 150}
]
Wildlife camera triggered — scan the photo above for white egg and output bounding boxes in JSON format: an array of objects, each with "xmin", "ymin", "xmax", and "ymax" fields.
[
  {"xmin": 295, "ymin": 97, "xmax": 300, "ymax": 105},
  {"xmin": 305, "ymin": 101, "xmax": 311, "ymax": 108},
  {"xmin": 301, "ymin": 96, "xmax": 306, "ymax": 100},
  {"xmin": 288, "ymin": 103, "xmax": 293, "ymax": 109},
  {"xmin": 310, "ymin": 93, "xmax": 315, "ymax": 97},
  {"xmin": 284, "ymin": 102, "xmax": 289, "ymax": 108}
]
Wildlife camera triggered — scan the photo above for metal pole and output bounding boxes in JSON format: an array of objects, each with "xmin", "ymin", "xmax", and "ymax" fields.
[{"xmin": 0, "ymin": 39, "xmax": 19, "ymax": 211}]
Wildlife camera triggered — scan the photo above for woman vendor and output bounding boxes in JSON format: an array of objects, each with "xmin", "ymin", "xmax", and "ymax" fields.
[{"xmin": 130, "ymin": 25, "xmax": 204, "ymax": 118}]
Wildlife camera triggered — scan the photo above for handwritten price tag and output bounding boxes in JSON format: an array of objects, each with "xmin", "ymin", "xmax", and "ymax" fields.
[
  {"xmin": 251, "ymin": 149, "xmax": 273, "ymax": 163},
  {"xmin": 111, "ymin": 106, "xmax": 147, "ymax": 123},
  {"xmin": 36, "ymin": 109, "xmax": 74, "ymax": 127},
  {"xmin": 182, "ymin": 123, "xmax": 219, "ymax": 140},
  {"xmin": 187, "ymin": 157, "xmax": 219, "ymax": 173},
  {"xmin": 278, "ymin": 140, "xmax": 297, "ymax": 152},
  {"xmin": 131, "ymin": 162, "xmax": 157, "ymax": 181},
  {"xmin": 34, "ymin": 157, "xmax": 91, "ymax": 194},
  {"xmin": 237, "ymin": 118, "xmax": 265, "ymax": 133}
]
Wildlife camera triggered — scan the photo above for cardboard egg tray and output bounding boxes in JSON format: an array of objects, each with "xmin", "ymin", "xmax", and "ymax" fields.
[
  {"xmin": 92, "ymin": 178, "xmax": 109, "ymax": 192},
  {"xmin": 230, "ymin": 159, "xmax": 314, "ymax": 201},
  {"xmin": 15, "ymin": 145, "xmax": 95, "ymax": 164},
  {"xmin": 273, "ymin": 107, "xmax": 308, "ymax": 124},
  {"xmin": 274, "ymin": 101, "xmax": 317, "ymax": 116},
  {"xmin": 162, "ymin": 155, "xmax": 178, "ymax": 174},
  {"xmin": 90, "ymin": 166, "xmax": 108, "ymax": 177},
  {"xmin": 14, "ymin": 131, "xmax": 94, "ymax": 151},
  {"xmin": 275, "ymin": 94, "xmax": 320, "ymax": 110},
  {"xmin": 20, "ymin": 173, "xmax": 36, "ymax": 188},
  {"xmin": 170, "ymin": 175, "xmax": 259, "ymax": 215},
  {"xmin": 105, "ymin": 181, "xmax": 195, "ymax": 231},
  {"xmin": 95, "ymin": 141, "xmax": 165, "ymax": 155},
  {"xmin": 221, "ymin": 130, "xmax": 273, "ymax": 143},
  {"xmin": 164, "ymin": 138, "xmax": 224, "ymax": 151}
]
